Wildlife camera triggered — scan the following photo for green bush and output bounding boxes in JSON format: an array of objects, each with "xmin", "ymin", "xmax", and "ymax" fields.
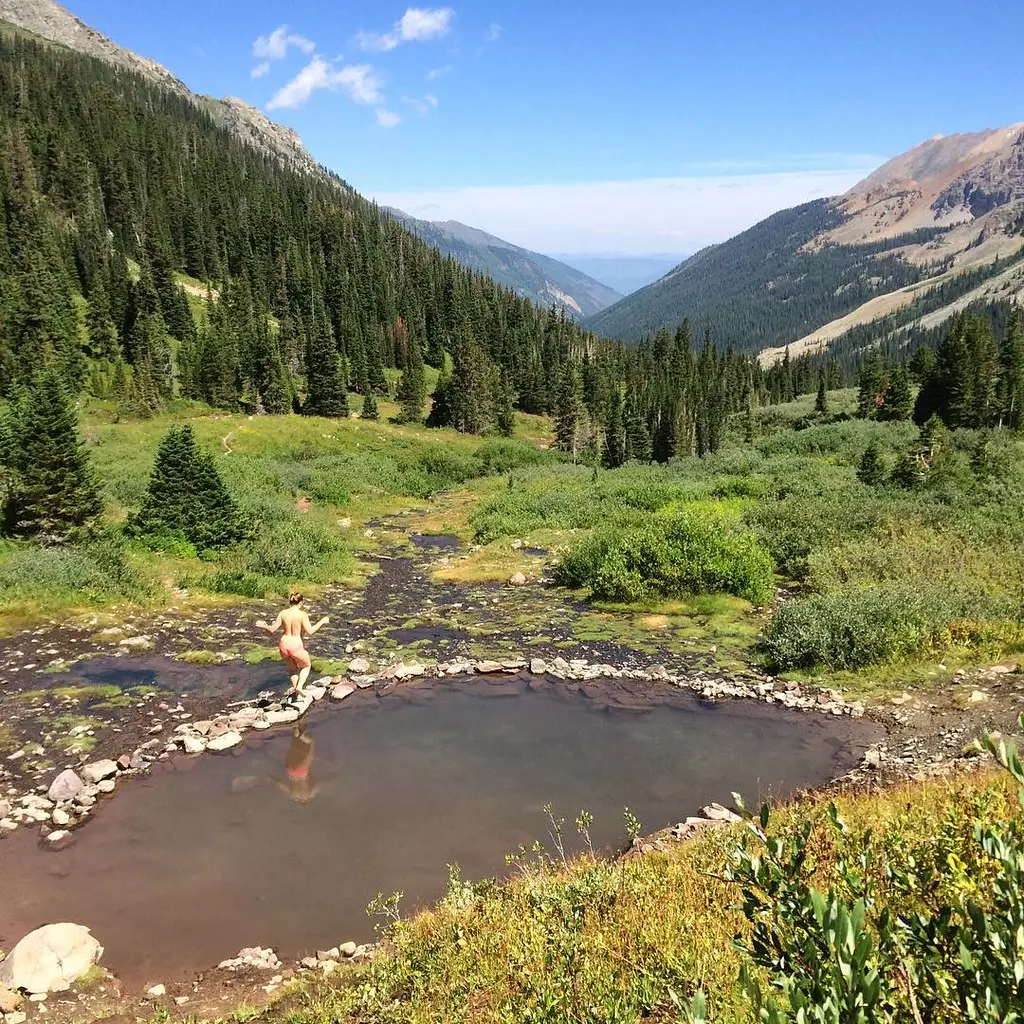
[
  {"xmin": 762, "ymin": 585, "xmax": 1020, "ymax": 671},
  {"xmin": 0, "ymin": 535, "xmax": 152, "ymax": 605},
  {"xmin": 554, "ymin": 509, "xmax": 774, "ymax": 604}
]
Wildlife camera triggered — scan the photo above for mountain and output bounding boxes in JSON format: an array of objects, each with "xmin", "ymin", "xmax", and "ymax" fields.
[
  {"xmin": 548, "ymin": 254, "xmax": 686, "ymax": 296},
  {"xmin": 387, "ymin": 213, "xmax": 622, "ymax": 318},
  {"xmin": 0, "ymin": 0, "xmax": 322, "ymax": 176},
  {"xmin": 587, "ymin": 125, "xmax": 1024, "ymax": 356}
]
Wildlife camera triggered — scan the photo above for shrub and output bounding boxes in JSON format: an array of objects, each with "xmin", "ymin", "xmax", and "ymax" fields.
[
  {"xmin": 762, "ymin": 585, "xmax": 1020, "ymax": 671},
  {"xmin": 554, "ymin": 509, "xmax": 774, "ymax": 604}
]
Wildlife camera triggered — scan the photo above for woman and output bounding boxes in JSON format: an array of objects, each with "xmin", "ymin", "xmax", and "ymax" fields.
[{"xmin": 255, "ymin": 592, "xmax": 329, "ymax": 696}]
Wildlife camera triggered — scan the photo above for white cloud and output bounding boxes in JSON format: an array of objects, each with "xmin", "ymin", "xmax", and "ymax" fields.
[
  {"xmin": 357, "ymin": 7, "xmax": 455, "ymax": 52},
  {"xmin": 405, "ymin": 93, "xmax": 439, "ymax": 116},
  {"xmin": 267, "ymin": 56, "xmax": 384, "ymax": 110},
  {"xmin": 369, "ymin": 166, "xmax": 882, "ymax": 255},
  {"xmin": 484, "ymin": 23, "xmax": 502, "ymax": 42},
  {"xmin": 376, "ymin": 108, "xmax": 403, "ymax": 128},
  {"xmin": 251, "ymin": 61, "xmax": 271, "ymax": 79},
  {"xmin": 253, "ymin": 25, "xmax": 316, "ymax": 61},
  {"xmin": 426, "ymin": 63, "xmax": 453, "ymax": 80}
]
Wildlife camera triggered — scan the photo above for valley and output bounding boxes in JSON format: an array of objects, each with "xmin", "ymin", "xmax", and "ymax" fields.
[{"xmin": 0, "ymin": 0, "xmax": 1022, "ymax": 1022}]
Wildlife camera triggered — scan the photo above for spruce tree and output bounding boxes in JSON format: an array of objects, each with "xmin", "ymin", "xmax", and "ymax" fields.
[
  {"xmin": 603, "ymin": 388, "xmax": 626, "ymax": 468},
  {"xmin": 303, "ymin": 325, "xmax": 348, "ymax": 418},
  {"xmin": 856, "ymin": 352, "xmax": 885, "ymax": 419},
  {"xmin": 3, "ymin": 370, "xmax": 103, "ymax": 542},
  {"xmin": 999, "ymin": 311, "xmax": 1024, "ymax": 429},
  {"xmin": 395, "ymin": 338, "xmax": 426, "ymax": 424},
  {"xmin": 814, "ymin": 373, "xmax": 828, "ymax": 415},
  {"xmin": 132, "ymin": 424, "xmax": 243, "ymax": 549},
  {"xmin": 878, "ymin": 365, "xmax": 913, "ymax": 421},
  {"xmin": 554, "ymin": 362, "xmax": 584, "ymax": 459},
  {"xmin": 856, "ymin": 441, "xmax": 886, "ymax": 486},
  {"xmin": 494, "ymin": 369, "xmax": 516, "ymax": 438},
  {"xmin": 362, "ymin": 391, "xmax": 379, "ymax": 420}
]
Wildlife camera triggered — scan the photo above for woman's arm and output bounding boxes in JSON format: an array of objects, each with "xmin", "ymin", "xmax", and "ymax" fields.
[
  {"xmin": 255, "ymin": 612, "xmax": 283, "ymax": 634},
  {"xmin": 303, "ymin": 613, "xmax": 329, "ymax": 635}
]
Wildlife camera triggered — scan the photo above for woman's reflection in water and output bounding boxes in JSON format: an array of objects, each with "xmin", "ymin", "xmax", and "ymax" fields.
[{"xmin": 273, "ymin": 723, "xmax": 318, "ymax": 804}]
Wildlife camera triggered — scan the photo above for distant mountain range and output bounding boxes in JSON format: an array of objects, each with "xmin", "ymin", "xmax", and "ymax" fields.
[
  {"xmin": 587, "ymin": 125, "xmax": 1024, "ymax": 358},
  {"xmin": 548, "ymin": 254, "xmax": 686, "ymax": 297},
  {"xmin": 386, "ymin": 213, "xmax": 622, "ymax": 318}
]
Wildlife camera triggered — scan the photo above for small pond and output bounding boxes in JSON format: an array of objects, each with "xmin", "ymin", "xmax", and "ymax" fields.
[{"xmin": 0, "ymin": 674, "xmax": 878, "ymax": 985}]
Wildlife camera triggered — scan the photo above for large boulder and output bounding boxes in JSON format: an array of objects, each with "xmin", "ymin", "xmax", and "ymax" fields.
[
  {"xmin": 47, "ymin": 769, "xmax": 85, "ymax": 803},
  {"xmin": 81, "ymin": 760, "xmax": 118, "ymax": 784},
  {"xmin": 0, "ymin": 924, "xmax": 103, "ymax": 994}
]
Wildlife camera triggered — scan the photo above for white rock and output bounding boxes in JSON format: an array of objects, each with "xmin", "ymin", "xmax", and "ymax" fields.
[
  {"xmin": 81, "ymin": 760, "xmax": 118, "ymax": 784},
  {"xmin": 46, "ymin": 830, "xmax": 71, "ymax": 844},
  {"xmin": 0, "ymin": 924, "xmax": 103, "ymax": 994},
  {"xmin": 393, "ymin": 663, "xmax": 424, "ymax": 680},
  {"xmin": 529, "ymin": 658, "xmax": 547, "ymax": 675},
  {"xmin": 508, "ymin": 572, "xmax": 527, "ymax": 587},
  {"xmin": 348, "ymin": 657, "xmax": 371, "ymax": 674},
  {"xmin": 6, "ymin": 1013, "xmax": 27, "ymax": 1024},
  {"xmin": 206, "ymin": 731, "xmax": 242, "ymax": 752},
  {"xmin": 51, "ymin": 809, "xmax": 70, "ymax": 827},
  {"xmin": 338, "ymin": 941, "xmax": 357, "ymax": 957},
  {"xmin": 265, "ymin": 708, "xmax": 300, "ymax": 725},
  {"xmin": 183, "ymin": 736, "xmax": 206, "ymax": 754},
  {"xmin": 118, "ymin": 636, "xmax": 152, "ymax": 649},
  {"xmin": 47, "ymin": 770, "xmax": 84, "ymax": 804},
  {"xmin": 969, "ymin": 690, "xmax": 989, "ymax": 704},
  {"xmin": 96, "ymin": 779, "xmax": 115, "ymax": 794},
  {"xmin": 701, "ymin": 803, "xmax": 741, "ymax": 823},
  {"xmin": 146, "ymin": 984, "xmax": 166, "ymax": 999},
  {"xmin": 330, "ymin": 684, "xmax": 355, "ymax": 702},
  {"xmin": 305, "ymin": 685, "xmax": 327, "ymax": 701}
]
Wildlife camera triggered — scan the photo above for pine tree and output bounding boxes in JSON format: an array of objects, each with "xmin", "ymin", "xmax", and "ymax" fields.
[
  {"xmin": 971, "ymin": 432, "xmax": 993, "ymax": 478},
  {"xmin": 999, "ymin": 311, "xmax": 1024, "ymax": 429},
  {"xmin": 878, "ymin": 365, "xmax": 913, "ymax": 421},
  {"xmin": 814, "ymin": 373, "xmax": 828, "ymax": 415},
  {"xmin": 303, "ymin": 324, "xmax": 348, "ymax": 418},
  {"xmin": 395, "ymin": 336, "xmax": 426, "ymax": 424},
  {"xmin": 856, "ymin": 352, "xmax": 885, "ymax": 419},
  {"xmin": 856, "ymin": 441, "xmax": 887, "ymax": 486},
  {"xmin": 494, "ymin": 369, "xmax": 516, "ymax": 438},
  {"xmin": 361, "ymin": 391, "xmax": 379, "ymax": 420},
  {"xmin": 603, "ymin": 388, "xmax": 626, "ymax": 468},
  {"xmin": 131, "ymin": 425, "xmax": 243, "ymax": 549},
  {"xmin": 3, "ymin": 371, "xmax": 103, "ymax": 542},
  {"xmin": 554, "ymin": 362, "xmax": 584, "ymax": 459}
]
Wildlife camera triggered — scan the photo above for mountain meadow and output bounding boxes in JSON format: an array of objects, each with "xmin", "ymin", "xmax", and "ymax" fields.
[{"xmin": 0, "ymin": 8, "xmax": 1023, "ymax": 1024}]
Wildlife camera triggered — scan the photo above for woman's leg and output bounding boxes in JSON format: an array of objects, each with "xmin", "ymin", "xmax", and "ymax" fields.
[{"xmin": 282, "ymin": 654, "xmax": 300, "ymax": 693}]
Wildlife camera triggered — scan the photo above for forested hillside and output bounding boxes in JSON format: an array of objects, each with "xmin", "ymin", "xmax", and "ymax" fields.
[{"xmin": 586, "ymin": 200, "xmax": 947, "ymax": 347}]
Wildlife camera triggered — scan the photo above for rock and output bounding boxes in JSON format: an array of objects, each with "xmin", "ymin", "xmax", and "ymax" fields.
[
  {"xmin": 265, "ymin": 708, "xmax": 300, "ymax": 725},
  {"xmin": 81, "ymin": 760, "xmax": 118, "ymax": 784},
  {"xmin": 529, "ymin": 658, "xmax": 547, "ymax": 675},
  {"xmin": 21, "ymin": 795, "xmax": 54, "ymax": 811},
  {"xmin": 330, "ymin": 683, "xmax": 355, "ymax": 702},
  {"xmin": 338, "ymin": 941, "xmax": 357, "ymax": 957},
  {"xmin": 474, "ymin": 660, "xmax": 504, "ymax": 674},
  {"xmin": 862, "ymin": 748, "xmax": 883, "ymax": 769},
  {"xmin": 46, "ymin": 830, "xmax": 71, "ymax": 844},
  {"xmin": 305, "ymin": 685, "xmax": 327, "ymax": 701},
  {"xmin": 990, "ymin": 663, "xmax": 1017, "ymax": 674},
  {"xmin": 231, "ymin": 776, "xmax": 259, "ymax": 793},
  {"xmin": 118, "ymin": 636, "xmax": 152, "ymax": 649},
  {"xmin": 0, "ymin": 985, "xmax": 23, "ymax": 1013},
  {"xmin": 337, "ymin": 517, "xmax": 352, "ymax": 529},
  {"xmin": 96, "ymin": 780, "xmax": 115, "ymax": 794},
  {"xmin": 116, "ymin": 754, "xmax": 132, "ymax": 771},
  {"xmin": 47, "ymin": 770, "xmax": 84, "ymax": 804},
  {"xmin": 146, "ymin": 984, "xmax": 166, "ymax": 999},
  {"xmin": 701, "ymin": 803, "xmax": 741, "ymax": 823},
  {"xmin": 0, "ymin": 924, "xmax": 103, "ymax": 994},
  {"xmin": 511, "ymin": 538, "xmax": 524, "ymax": 549},
  {"xmin": 7, "ymin": 1012, "xmax": 28, "ymax": 1024},
  {"xmin": 508, "ymin": 572, "xmax": 527, "ymax": 587},
  {"xmin": 0, "ymin": 800, "xmax": 9, "ymax": 819},
  {"xmin": 968, "ymin": 690, "xmax": 990, "ymax": 704},
  {"xmin": 348, "ymin": 657, "xmax": 371, "ymax": 674},
  {"xmin": 174, "ymin": 996, "xmax": 189, "ymax": 1005},
  {"xmin": 183, "ymin": 736, "xmax": 206, "ymax": 755},
  {"xmin": 51, "ymin": 809, "xmax": 71, "ymax": 827},
  {"xmin": 353, "ymin": 676, "xmax": 375, "ymax": 689},
  {"xmin": 393, "ymin": 662, "xmax": 424, "ymax": 680},
  {"xmin": 316, "ymin": 948, "xmax": 339, "ymax": 961},
  {"xmin": 206, "ymin": 731, "xmax": 242, "ymax": 752}
]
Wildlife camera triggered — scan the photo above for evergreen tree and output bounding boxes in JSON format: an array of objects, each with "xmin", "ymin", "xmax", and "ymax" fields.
[
  {"xmin": 361, "ymin": 391, "xmax": 379, "ymax": 420},
  {"xmin": 814, "ymin": 373, "xmax": 828, "ymax": 415},
  {"xmin": 878, "ymin": 365, "xmax": 913, "ymax": 421},
  {"xmin": 494, "ymin": 370, "xmax": 516, "ymax": 438},
  {"xmin": 971, "ymin": 432, "xmax": 993, "ymax": 478},
  {"xmin": 603, "ymin": 388, "xmax": 626, "ymax": 468},
  {"xmin": 554, "ymin": 361, "xmax": 584, "ymax": 459},
  {"xmin": 856, "ymin": 441, "xmax": 887, "ymax": 486},
  {"xmin": 131, "ymin": 424, "xmax": 243, "ymax": 549},
  {"xmin": 395, "ymin": 336, "xmax": 426, "ymax": 423},
  {"xmin": 999, "ymin": 310, "xmax": 1024, "ymax": 429},
  {"xmin": 2, "ymin": 371, "xmax": 103, "ymax": 542},
  {"xmin": 303, "ymin": 324, "xmax": 348, "ymax": 418},
  {"xmin": 856, "ymin": 352, "xmax": 885, "ymax": 419}
]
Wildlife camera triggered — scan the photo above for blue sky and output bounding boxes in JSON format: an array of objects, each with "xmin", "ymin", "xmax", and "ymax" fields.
[{"xmin": 69, "ymin": 0, "xmax": 1024, "ymax": 255}]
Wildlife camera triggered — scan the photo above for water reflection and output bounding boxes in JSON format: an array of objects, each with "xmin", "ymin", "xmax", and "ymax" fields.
[{"xmin": 273, "ymin": 723, "xmax": 317, "ymax": 804}]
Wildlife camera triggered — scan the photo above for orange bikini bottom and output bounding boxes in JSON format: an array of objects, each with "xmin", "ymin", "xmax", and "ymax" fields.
[{"xmin": 279, "ymin": 634, "xmax": 311, "ymax": 668}]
